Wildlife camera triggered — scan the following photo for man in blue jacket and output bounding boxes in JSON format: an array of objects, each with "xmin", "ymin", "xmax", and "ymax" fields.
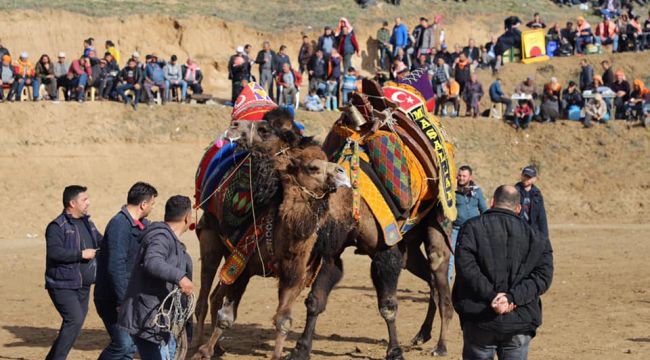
[
  {"xmin": 94, "ymin": 182, "xmax": 158, "ymax": 360},
  {"xmin": 489, "ymin": 78, "xmax": 514, "ymax": 117},
  {"xmin": 390, "ymin": 17, "xmax": 409, "ymax": 58},
  {"xmin": 515, "ymin": 165, "xmax": 549, "ymax": 240},
  {"xmin": 45, "ymin": 185, "xmax": 102, "ymax": 360},
  {"xmin": 449, "ymin": 165, "xmax": 488, "ymax": 282}
]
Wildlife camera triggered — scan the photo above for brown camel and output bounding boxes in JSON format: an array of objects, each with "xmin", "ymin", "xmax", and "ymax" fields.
[
  {"xmin": 192, "ymin": 111, "xmax": 350, "ymax": 360},
  {"xmin": 194, "ymin": 109, "xmax": 453, "ymax": 360}
]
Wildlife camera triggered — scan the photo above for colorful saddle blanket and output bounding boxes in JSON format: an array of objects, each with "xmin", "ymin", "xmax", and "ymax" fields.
[{"xmin": 365, "ymin": 130, "xmax": 413, "ymax": 211}]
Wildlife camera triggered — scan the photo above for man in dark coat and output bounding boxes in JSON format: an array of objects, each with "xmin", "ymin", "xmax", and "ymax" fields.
[
  {"xmin": 579, "ymin": 59, "xmax": 594, "ymax": 92},
  {"xmin": 94, "ymin": 182, "xmax": 158, "ymax": 360},
  {"xmin": 118, "ymin": 195, "xmax": 194, "ymax": 360},
  {"xmin": 515, "ymin": 166, "xmax": 549, "ymax": 240},
  {"xmin": 45, "ymin": 185, "xmax": 101, "ymax": 360},
  {"xmin": 453, "ymin": 185, "xmax": 553, "ymax": 359}
]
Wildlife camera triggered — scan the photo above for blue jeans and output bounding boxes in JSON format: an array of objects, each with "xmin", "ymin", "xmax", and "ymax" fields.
[
  {"xmin": 116, "ymin": 83, "xmax": 142, "ymax": 104},
  {"xmin": 95, "ymin": 299, "xmax": 136, "ymax": 360},
  {"xmin": 15, "ymin": 78, "xmax": 40, "ymax": 100},
  {"xmin": 595, "ymin": 35, "xmax": 619, "ymax": 52},
  {"xmin": 68, "ymin": 74, "xmax": 88, "ymax": 100},
  {"xmin": 165, "ymin": 80, "xmax": 187, "ymax": 100},
  {"xmin": 379, "ymin": 46, "xmax": 390, "ymax": 70},
  {"xmin": 515, "ymin": 115, "xmax": 532, "ymax": 129},
  {"xmin": 448, "ymin": 227, "xmax": 459, "ymax": 282},
  {"xmin": 342, "ymin": 89, "xmax": 354, "ymax": 104},
  {"xmin": 134, "ymin": 336, "xmax": 176, "ymax": 360},
  {"xmin": 462, "ymin": 322, "xmax": 532, "ymax": 360},
  {"xmin": 575, "ymin": 35, "xmax": 592, "ymax": 54}
]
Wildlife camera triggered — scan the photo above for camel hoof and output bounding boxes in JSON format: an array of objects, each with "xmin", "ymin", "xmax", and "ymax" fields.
[
  {"xmin": 191, "ymin": 345, "xmax": 213, "ymax": 360},
  {"xmin": 286, "ymin": 344, "xmax": 310, "ymax": 360},
  {"xmin": 385, "ymin": 347, "xmax": 405, "ymax": 360},
  {"xmin": 410, "ymin": 331, "xmax": 432, "ymax": 346},
  {"xmin": 429, "ymin": 345, "xmax": 448, "ymax": 357}
]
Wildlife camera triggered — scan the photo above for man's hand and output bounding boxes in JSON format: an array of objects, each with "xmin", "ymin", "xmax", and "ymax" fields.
[
  {"xmin": 491, "ymin": 292, "xmax": 516, "ymax": 315},
  {"xmin": 179, "ymin": 276, "xmax": 194, "ymax": 295},
  {"xmin": 134, "ymin": 84, "xmax": 141, "ymax": 90},
  {"xmin": 81, "ymin": 249, "xmax": 97, "ymax": 260}
]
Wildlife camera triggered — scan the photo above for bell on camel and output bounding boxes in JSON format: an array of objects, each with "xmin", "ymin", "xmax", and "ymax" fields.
[{"xmin": 347, "ymin": 105, "xmax": 368, "ymax": 131}]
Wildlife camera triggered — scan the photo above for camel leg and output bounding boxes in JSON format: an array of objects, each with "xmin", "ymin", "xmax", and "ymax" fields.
[
  {"xmin": 287, "ymin": 256, "xmax": 344, "ymax": 360},
  {"xmin": 194, "ymin": 218, "xmax": 224, "ymax": 346},
  {"xmin": 404, "ymin": 235, "xmax": 438, "ymax": 347},
  {"xmin": 423, "ymin": 223, "xmax": 453, "ymax": 357},
  {"xmin": 371, "ymin": 246, "xmax": 405, "ymax": 360},
  {"xmin": 192, "ymin": 275, "xmax": 251, "ymax": 360}
]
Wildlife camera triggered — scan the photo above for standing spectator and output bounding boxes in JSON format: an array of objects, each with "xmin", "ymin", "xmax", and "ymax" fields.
[
  {"xmin": 182, "ymin": 57, "xmax": 203, "ymax": 98},
  {"xmin": 325, "ymin": 49, "xmax": 342, "ymax": 111},
  {"xmin": 584, "ymin": 93, "xmax": 609, "ymax": 128},
  {"xmin": 450, "ymin": 44, "xmax": 463, "ymax": 66},
  {"xmin": 412, "ymin": 17, "xmax": 434, "ymax": 59},
  {"xmin": 390, "ymin": 17, "xmax": 409, "ymax": 58},
  {"xmin": 243, "ymin": 44, "xmax": 255, "ymax": 66},
  {"xmin": 117, "ymin": 195, "xmax": 194, "ymax": 360},
  {"xmin": 449, "ymin": 165, "xmax": 488, "ymax": 282},
  {"xmin": 641, "ymin": 10, "xmax": 650, "ymax": 50},
  {"xmin": 377, "ymin": 21, "xmax": 392, "ymax": 70},
  {"xmin": 341, "ymin": 66, "xmax": 358, "ymax": 104},
  {"xmin": 432, "ymin": 56, "xmax": 451, "ymax": 99},
  {"xmin": 453, "ymin": 185, "xmax": 553, "ymax": 360},
  {"xmin": 53, "ymin": 52, "xmax": 70, "ymax": 100},
  {"xmin": 483, "ymin": 34, "xmax": 498, "ymax": 70},
  {"xmin": 228, "ymin": 47, "xmax": 251, "ymax": 104},
  {"xmin": 0, "ymin": 54, "xmax": 15, "ymax": 102},
  {"xmin": 317, "ymin": 26, "xmax": 337, "ymax": 58},
  {"xmin": 610, "ymin": 69, "xmax": 631, "ymax": 117},
  {"xmin": 255, "ymin": 41, "xmax": 276, "ymax": 99},
  {"xmin": 273, "ymin": 45, "xmax": 291, "ymax": 101},
  {"xmin": 105, "ymin": 40, "xmax": 121, "ymax": 66},
  {"xmin": 562, "ymin": 81, "xmax": 584, "ymax": 116},
  {"xmin": 164, "ymin": 55, "xmax": 187, "ymax": 102},
  {"xmin": 83, "ymin": 38, "xmax": 95, "ymax": 58},
  {"xmin": 307, "ymin": 49, "xmax": 327, "ymax": 95},
  {"xmin": 337, "ymin": 26, "xmax": 359, "ymax": 75},
  {"xmin": 276, "ymin": 63, "xmax": 301, "ymax": 107},
  {"xmin": 463, "ymin": 39, "xmax": 480, "ymax": 67},
  {"xmin": 526, "ymin": 12, "xmax": 547, "ymax": 29},
  {"xmin": 116, "ymin": 58, "xmax": 143, "ymax": 110},
  {"xmin": 453, "ymin": 53, "xmax": 471, "ymax": 95},
  {"xmin": 516, "ymin": 166, "xmax": 549, "ymax": 239},
  {"xmin": 579, "ymin": 59, "xmax": 594, "ymax": 92},
  {"xmin": 595, "ymin": 15, "xmax": 620, "ymax": 52},
  {"xmin": 541, "ymin": 77, "xmax": 562, "ymax": 122},
  {"xmin": 462, "ymin": 73, "xmax": 483, "ymax": 118},
  {"xmin": 14, "ymin": 52, "xmax": 40, "ymax": 101},
  {"xmin": 514, "ymin": 99, "xmax": 534, "ymax": 130},
  {"xmin": 601, "ymin": 60, "xmax": 615, "ymax": 87},
  {"xmin": 489, "ymin": 78, "xmax": 513, "ymax": 117},
  {"xmin": 94, "ymin": 182, "xmax": 157, "ymax": 360},
  {"xmin": 298, "ymin": 35, "xmax": 313, "ymax": 75},
  {"xmin": 575, "ymin": 16, "xmax": 594, "ymax": 54},
  {"xmin": 35, "ymin": 54, "xmax": 58, "ymax": 101},
  {"xmin": 435, "ymin": 44, "xmax": 452, "ymax": 66},
  {"xmin": 144, "ymin": 54, "xmax": 168, "ymax": 105},
  {"xmin": 45, "ymin": 185, "xmax": 101, "ymax": 360},
  {"xmin": 66, "ymin": 55, "xmax": 91, "ymax": 102}
]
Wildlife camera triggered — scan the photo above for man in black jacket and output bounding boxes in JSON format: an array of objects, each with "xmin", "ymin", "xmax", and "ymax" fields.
[
  {"xmin": 453, "ymin": 185, "xmax": 553, "ymax": 360},
  {"xmin": 118, "ymin": 195, "xmax": 194, "ymax": 360},
  {"xmin": 115, "ymin": 58, "xmax": 144, "ymax": 110},
  {"xmin": 45, "ymin": 185, "xmax": 101, "ymax": 360},
  {"xmin": 255, "ymin": 41, "xmax": 276, "ymax": 99},
  {"xmin": 94, "ymin": 182, "xmax": 157, "ymax": 360},
  {"xmin": 515, "ymin": 165, "xmax": 549, "ymax": 240}
]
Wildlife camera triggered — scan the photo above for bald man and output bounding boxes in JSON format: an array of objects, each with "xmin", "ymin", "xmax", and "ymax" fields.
[{"xmin": 452, "ymin": 185, "xmax": 553, "ymax": 360}]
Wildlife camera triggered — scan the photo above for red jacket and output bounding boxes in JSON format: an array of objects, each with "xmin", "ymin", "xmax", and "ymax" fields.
[
  {"xmin": 67, "ymin": 59, "xmax": 92, "ymax": 78},
  {"xmin": 337, "ymin": 32, "xmax": 359, "ymax": 56},
  {"xmin": 276, "ymin": 69, "xmax": 302, "ymax": 88}
]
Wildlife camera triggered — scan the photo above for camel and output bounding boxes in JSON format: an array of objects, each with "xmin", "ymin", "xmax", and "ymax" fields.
[
  {"xmin": 192, "ymin": 110, "xmax": 350, "ymax": 360},
  {"xmin": 194, "ymin": 105, "xmax": 453, "ymax": 359}
]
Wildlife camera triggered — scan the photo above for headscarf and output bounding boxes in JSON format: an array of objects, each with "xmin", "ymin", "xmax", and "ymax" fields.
[
  {"xmin": 1, "ymin": 54, "xmax": 10, "ymax": 65},
  {"xmin": 335, "ymin": 17, "xmax": 353, "ymax": 36},
  {"xmin": 184, "ymin": 58, "xmax": 198, "ymax": 82}
]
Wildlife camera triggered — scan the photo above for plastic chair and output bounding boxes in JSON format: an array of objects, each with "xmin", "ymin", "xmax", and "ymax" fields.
[
  {"xmin": 278, "ymin": 85, "xmax": 300, "ymax": 109},
  {"xmin": 85, "ymin": 87, "xmax": 96, "ymax": 101},
  {"xmin": 150, "ymin": 85, "xmax": 162, "ymax": 105}
]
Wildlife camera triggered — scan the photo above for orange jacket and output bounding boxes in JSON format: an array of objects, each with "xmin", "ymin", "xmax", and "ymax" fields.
[
  {"xmin": 14, "ymin": 59, "xmax": 35, "ymax": 78},
  {"xmin": 595, "ymin": 21, "xmax": 618, "ymax": 39}
]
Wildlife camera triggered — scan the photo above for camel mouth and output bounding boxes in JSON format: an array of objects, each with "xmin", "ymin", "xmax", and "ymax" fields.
[
  {"xmin": 333, "ymin": 170, "xmax": 351, "ymax": 189},
  {"xmin": 224, "ymin": 128, "xmax": 242, "ymax": 142}
]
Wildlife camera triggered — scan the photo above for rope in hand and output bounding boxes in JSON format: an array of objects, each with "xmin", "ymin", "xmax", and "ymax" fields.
[{"xmin": 152, "ymin": 287, "xmax": 197, "ymax": 360}]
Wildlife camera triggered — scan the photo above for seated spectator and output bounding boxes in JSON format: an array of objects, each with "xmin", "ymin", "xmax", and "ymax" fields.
[
  {"xmin": 610, "ymin": 69, "xmax": 631, "ymax": 117},
  {"xmin": 595, "ymin": 15, "xmax": 620, "ymax": 52},
  {"xmin": 98, "ymin": 52, "xmax": 119, "ymax": 100},
  {"xmin": 617, "ymin": 13, "xmax": 642, "ymax": 51},
  {"xmin": 546, "ymin": 23, "xmax": 561, "ymax": 43},
  {"xmin": 489, "ymin": 78, "xmax": 513, "ymax": 116},
  {"xmin": 641, "ymin": 10, "xmax": 650, "ymax": 50},
  {"xmin": 182, "ymin": 57, "xmax": 203, "ymax": 99},
  {"xmin": 599, "ymin": 0, "xmax": 622, "ymax": 19},
  {"xmin": 14, "ymin": 52, "xmax": 40, "ymax": 101},
  {"xmin": 144, "ymin": 54, "xmax": 167, "ymax": 104},
  {"xmin": 579, "ymin": 59, "xmax": 594, "ymax": 91},
  {"xmin": 66, "ymin": 55, "xmax": 91, "ymax": 102},
  {"xmin": 116, "ymin": 58, "xmax": 143, "ymax": 110},
  {"xmin": 461, "ymin": 73, "xmax": 483, "ymax": 118},
  {"xmin": 526, "ymin": 12, "xmax": 546, "ymax": 29},
  {"xmin": 276, "ymin": 62, "xmax": 301, "ymax": 107},
  {"xmin": 541, "ymin": 77, "xmax": 562, "ymax": 122},
  {"xmin": 89, "ymin": 58, "xmax": 112, "ymax": 101},
  {"xmin": 514, "ymin": 99, "xmax": 533, "ymax": 130},
  {"xmin": 105, "ymin": 40, "xmax": 120, "ymax": 66},
  {"xmin": 413, "ymin": 53, "xmax": 430, "ymax": 71},
  {"xmin": 515, "ymin": 76, "xmax": 538, "ymax": 99},
  {"xmin": 53, "ymin": 52, "xmax": 70, "ymax": 100},
  {"xmin": 391, "ymin": 58, "xmax": 407, "ymax": 81},
  {"xmin": 494, "ymin": 17, "xmax": 522, "ymax": 71},
  {"xmin": 325, "ymin": 49, "xmax": 342, "ymax": 111},
  {"xmin": 0, "ymin": 54, "xmax": 15, "ymax": 102},
  {"xmin": 601, "ymin": 60, "xmax": 615, "ymax": 86},
  {"xmin": 478, "ymin": 45, "xmax": 491, "ymax": 69},
  {"xmin": 308, "ymin": 49, "xmax": 327, "ymax": 95},
  {"xmin": 35, "ymin": 54, "xmax": 57, "ymax": 101},
  {"xmin": 439, "ymin": 78, "xmax": 461, "ymax": 117},
  {"xmin": 163, "ymin": 55, "xmax": 187, "ymax": 102},
  {"xmin": 342, "ymin": 67, "xmax": 358, "ymax": 104},
  {"xmin": 583, "ymin": 93, "xmax": 608, "ymax": 128},
  {"xmin": 483, "ymin": 35, "xmax": 498, "ymax": 69},
  {"xmin": 450, "ymin": 43, "xmax": 463, "ymax": 65},
  {"xmin": 562, "ymin": 81, "xmax": 584, "ymax": 116},
  {"xmin": 462, "ymin": 38, "xmax": 480, "ymax": 67},
  {"xmin": 0, "ymin": 39, "xmax": 9, "ymax": 59},
  {"xmin": 304, "ymin": 90, "xmax": 325, "ymax": 112},
  {"xmin": 560, "ymin": 21, "xmax": 578, "ymax": 54},
  {"xmin": 623, "ymin": 79, "xmax": 649, "ymax": 120},
  {"xmin": 575, "ymin": 17, "xmax": 594, "ymax": 54}
]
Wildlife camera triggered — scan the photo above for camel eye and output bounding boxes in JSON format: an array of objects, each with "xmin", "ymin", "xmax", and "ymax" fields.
[{"xmin": 308, "ymin": 165, "xmax": 320, "ymax": 173}]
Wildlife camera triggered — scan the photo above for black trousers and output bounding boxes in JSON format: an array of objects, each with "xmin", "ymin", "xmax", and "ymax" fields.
[{"xmin": 46, "ymin": 286, "xmax": 90, "ymax": 360}]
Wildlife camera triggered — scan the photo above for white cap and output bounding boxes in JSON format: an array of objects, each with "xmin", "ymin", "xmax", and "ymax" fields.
[
  {"xmin": 132, "ymin": 51, "xmax": 140, "ymax": 58},
  {"xmin": 20, "ymin": 52, "xmax": 28, "ymax": 59},
  {"xmin": 236, "ymin": 46, "xmax": 244, "ymax": 53},
  {"xmin": 58, "ymin": 51, "xmax": 66, "ymax": 58}
]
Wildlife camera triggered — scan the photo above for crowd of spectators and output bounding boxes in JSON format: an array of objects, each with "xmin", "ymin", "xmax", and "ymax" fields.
[{"xmin": 0, "ymin": 38, "xmax": 204, "ymax": 110}]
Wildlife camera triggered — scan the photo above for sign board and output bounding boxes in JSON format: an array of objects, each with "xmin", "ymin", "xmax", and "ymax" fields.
[{"xmin": 521, "ymin": 29, "xmax": 549, "ymax": 64}]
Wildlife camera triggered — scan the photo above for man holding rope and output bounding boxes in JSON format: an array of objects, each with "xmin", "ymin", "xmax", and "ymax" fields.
[{"xmin": 118, "ymin": 195, "xmax": 194, "ymax": 360}]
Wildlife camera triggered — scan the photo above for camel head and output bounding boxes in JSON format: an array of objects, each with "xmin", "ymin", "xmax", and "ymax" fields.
[
  {"xmin": 225, "ymin": 108, "xmax": 303, "ymax": 153},
  {"xmin": 282, "ymin": 145, "xmax": 351, "ymax": 199}
]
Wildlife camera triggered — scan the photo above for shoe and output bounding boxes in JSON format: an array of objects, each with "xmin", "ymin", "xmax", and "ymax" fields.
[
  {"xmin": 78, "ymin": 98, "xmax": 84, "ymax": 103},
  {"xmin": 132, "ymin": 102, "xmax": 138, "ymax": 110}
]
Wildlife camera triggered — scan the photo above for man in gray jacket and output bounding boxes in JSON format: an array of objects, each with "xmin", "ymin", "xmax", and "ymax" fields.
[
  {"xmin": 118, "ymin": 195, "xmax": 194, "ymax": 360},
  {"xmin": 164, "ymin": 55, "xmax": 187, "ymax": 101}
]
